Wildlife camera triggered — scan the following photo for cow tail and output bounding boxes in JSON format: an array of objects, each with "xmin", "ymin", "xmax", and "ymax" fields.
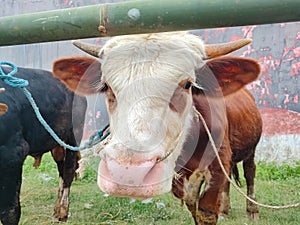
[{"xmin": 231, "ymin": 164, "xmax": 242, "ymax": 187}]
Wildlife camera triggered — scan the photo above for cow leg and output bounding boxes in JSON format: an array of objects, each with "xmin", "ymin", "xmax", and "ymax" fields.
[
  {"xmin": 0, "ymin": 142, "xmax": 27, "ymax": 225},
  {"xmin": 219, "ymin": 162, "xmax": 237, "ymax": 217},
  {"xmin": 52, "ymin": 146, "xmax": 65, "ymax": 220},
  {"xmin": 243, "ymin": 154, "xmax": 259, "ymax": 220},
  {"xmin": 219, "ymin": 179, "xmax": 230, "ymax": 217},
  {"xmin": 195, "ymin": 177, "xmax": 224, "ymax": 225},
  {"xmin": 0, "ymin": 167, "xmax": 22, "ymax": 225},
  {"xmin": 52, "ymin": 146, "xmax": 80, "ymax": 222},
  {"xmin": 184, "ymin": 169, "xmax": 226, "ymax": 225},
  {"xmin": 188, "ymin": 187, "xmax": 221, "ymax": 225},
  {"xmin": 183, "ymin": 169, "xmax": 205, "ymax": 223}
]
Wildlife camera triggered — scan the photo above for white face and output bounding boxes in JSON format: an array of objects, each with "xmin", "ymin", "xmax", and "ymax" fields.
[{"xmin": 97, "ymin": 32, "xmax": 206, "ymax": 198}]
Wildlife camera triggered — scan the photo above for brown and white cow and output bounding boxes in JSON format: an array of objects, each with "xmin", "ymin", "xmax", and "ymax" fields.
[{"xmin": 52, "ymin": 32, "xmax": 262, "ymax": 225}]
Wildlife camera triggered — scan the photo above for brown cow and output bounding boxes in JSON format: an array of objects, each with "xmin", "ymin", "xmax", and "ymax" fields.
[{"xmin": 52, "ymin": 32, "xmax": 262, "ymax": 225}]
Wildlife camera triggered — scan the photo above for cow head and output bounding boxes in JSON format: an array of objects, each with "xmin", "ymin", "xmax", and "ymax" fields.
[{"xmin": 53, "ymin": 32, "xmax": 260, "ymax": 198}]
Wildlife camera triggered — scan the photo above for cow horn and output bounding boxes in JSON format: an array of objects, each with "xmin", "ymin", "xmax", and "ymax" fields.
[
  {"xmin": 72, "ymin": 40, "xmax": 101, "ymax": 57},
  {"xmin": 204, "ymin": 38, "xmax": 252, "ymax": 59}
]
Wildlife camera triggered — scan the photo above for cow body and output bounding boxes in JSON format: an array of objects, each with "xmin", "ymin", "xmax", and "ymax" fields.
[
  {"xmin": 172, "ymin": 87, "xmax": 262, "ymax": 223},
  {"xmin": 223, "ymin": 88, "xmax": 262, "ymax": 220},
  {"xmin": 53, "ymin": 32, "xmax": 262, "ymax": 224},
  {"xmin": 0, "ymin": 66, "xmax": 86, "ymax": 225}
]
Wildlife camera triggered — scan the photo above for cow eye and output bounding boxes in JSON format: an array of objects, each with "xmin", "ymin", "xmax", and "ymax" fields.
[
  {"xmin": 183, "ymin": 81, "xmax": 192, "ymax": 90},
  {"xmin": 98, "ymin": 83, "xmax": 108, "ymax": 92}
]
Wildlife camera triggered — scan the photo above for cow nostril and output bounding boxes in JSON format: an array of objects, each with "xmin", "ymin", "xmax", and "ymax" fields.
[
  {"xmin": 156, "ymin": 158, "xmax": 162, "ymax": 163},
  {"xmin": 153, "ymin": 156, "xmax": 162, "ymax": 163}
]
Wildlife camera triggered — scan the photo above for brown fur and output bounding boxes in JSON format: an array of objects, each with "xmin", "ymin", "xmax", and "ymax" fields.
[{"xmin": 172, "ymin": 58, "xmax": 262, "ymax": 224}]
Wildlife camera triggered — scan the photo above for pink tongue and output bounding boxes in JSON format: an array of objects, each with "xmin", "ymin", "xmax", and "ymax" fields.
[{"xmin": 105, "ymin": 158, "xmax": 156, "ymax": 186}]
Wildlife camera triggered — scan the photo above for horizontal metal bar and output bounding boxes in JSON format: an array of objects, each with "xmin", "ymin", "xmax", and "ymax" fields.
[{"xmin": 0, "ymin": 0, "xmax": 299, "ymax": 46}]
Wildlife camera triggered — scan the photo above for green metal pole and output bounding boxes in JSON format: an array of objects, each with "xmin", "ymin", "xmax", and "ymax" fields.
[
  {"xmin": 0, "ymin": 5, "xmax": 101, "ymax": 46},
  {"xmin": 0, "ymin": 0, "xmax": 300, "ymax": 46}
]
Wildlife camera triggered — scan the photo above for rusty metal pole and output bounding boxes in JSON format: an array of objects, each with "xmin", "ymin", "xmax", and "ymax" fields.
[{"xmin": 0, "ymin": 0, "xmax": 300, "ymax": 46}]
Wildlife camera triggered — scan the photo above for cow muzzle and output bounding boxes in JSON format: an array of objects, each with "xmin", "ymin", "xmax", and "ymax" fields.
[{"xmin": 98, "ymin": 155, "xmax": 172, "ymax": 198}]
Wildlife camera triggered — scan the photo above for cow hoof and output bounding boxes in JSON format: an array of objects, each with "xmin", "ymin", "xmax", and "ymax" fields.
[
  {"xmin": 58, "ymin": 216, "xmax": 68, "ymax": 222},
  {"xmin": 217, "ymin": 215, "xmax": 225, "ymax": 221},
  {"xmin": 218, "ymin": 212, "xmax": 228, "ymax": 219},
  {"xmin": 195, "ymin": 209, "xmax": 217, "ymax": 225},
  {"xmin": 246, "ymin": 199, "xmax": 259, "ymax": 221},
  {"xmin": 53, "ymin": 206, "xmax": 60, "ymax": 219},
  {"xmin": 218, "ymin": 207, "xmax": 230, "ymax": 218},
  {"xmin": 54, "ymin": 207, "xmax": 68, "ymax": 222},
  {"xmin": 247, "ymin": 211, "xmax": 259, "ymax": 221}
]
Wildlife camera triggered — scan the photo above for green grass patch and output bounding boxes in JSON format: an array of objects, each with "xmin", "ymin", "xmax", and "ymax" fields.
[
  {"xmin": 256, "ymin": 161, "xmax": 300, "ymax": 181},
  {"xmin": 19, "ymin": 153, "xmax": 300, "ymax": 225}
]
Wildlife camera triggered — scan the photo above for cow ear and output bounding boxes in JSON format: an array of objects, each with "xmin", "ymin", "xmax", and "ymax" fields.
[
  {"xmin": 194, "ymin": 56, "xmax": 260, "ymax": 96},
  {"xmin": 52, "ymin": 56, "xmax": 102, "ymax": 96},
  {"xmin": 0, "ymin": 103, "xmax": 8, "ymax": 116}
]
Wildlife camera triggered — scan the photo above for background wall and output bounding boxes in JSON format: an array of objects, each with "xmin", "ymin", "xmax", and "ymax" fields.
[{"xmin": 0, "ymin": 0, "xmax": 299, "ymax": 164}]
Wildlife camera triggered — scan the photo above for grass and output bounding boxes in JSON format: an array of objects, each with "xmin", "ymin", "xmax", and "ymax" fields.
[{"xmin": 19, "ymin": 153, "xmax": 300, "ymax": 225}]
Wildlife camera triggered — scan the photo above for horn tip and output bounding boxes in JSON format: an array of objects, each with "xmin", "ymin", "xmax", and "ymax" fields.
[
  {"xmin": 72, "ymin": 40, "xmax": 80, "ymax": 46},
  {"xmin": 71, "ymin": 40, "xmax": 101, "ymax": 58},
  {"xmin": 245, "ymin": 38, "xmax": 252, "ymax": 44}
]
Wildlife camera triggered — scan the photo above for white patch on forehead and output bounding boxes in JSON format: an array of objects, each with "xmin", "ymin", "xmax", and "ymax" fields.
[
  {"xmin": 109, "ymin": 80, "xmax": 177, "ymax": 152},
  {"xmin": 100, "ymin": 32, "xmax": 206, "ymax": 94}
]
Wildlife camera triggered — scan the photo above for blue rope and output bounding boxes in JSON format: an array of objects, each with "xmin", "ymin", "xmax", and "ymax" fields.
[
  {"xmin": 0, "ymin": 61, "xmax": 109, "ymax": 151},
  {"xmin": 0, "ymin": 61, "xmax": 28, "ymax": 87}
]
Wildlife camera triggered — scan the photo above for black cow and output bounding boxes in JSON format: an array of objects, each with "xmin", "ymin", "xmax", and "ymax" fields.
[{"xmin": 0, "ymin": 66, "xmax": 87, "ymax": 225}]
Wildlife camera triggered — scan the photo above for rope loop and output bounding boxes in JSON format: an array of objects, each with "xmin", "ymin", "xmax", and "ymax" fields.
[
  {"xmin": 0, "ymin": 61, "xmax": 29, "ymax": 87},
  {"xmin": 82, "ymin": 125, "xmax": 110, "ymax": 149}
]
